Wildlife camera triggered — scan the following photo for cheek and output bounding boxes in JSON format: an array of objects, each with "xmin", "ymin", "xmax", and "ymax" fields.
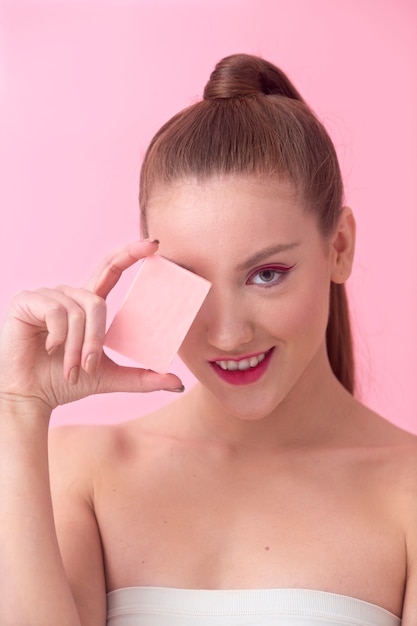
[
  {"xmin": 282, "ymin": 281, "xmax": 331, "ymax": 345},
  {"xmin": 263, "ymin": 267, "xmax": 330, "ymax": 341}
]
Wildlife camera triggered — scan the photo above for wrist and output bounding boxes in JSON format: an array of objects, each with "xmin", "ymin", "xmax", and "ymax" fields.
[{"xmin": 0, "ymin": 392, "xmax": 52, "ymax": 422}]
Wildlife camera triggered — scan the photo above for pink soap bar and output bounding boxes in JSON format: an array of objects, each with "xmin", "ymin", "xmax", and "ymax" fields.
[{"xmin": 104, "ymin": 254, "xmax": 211, "ymax": 373}]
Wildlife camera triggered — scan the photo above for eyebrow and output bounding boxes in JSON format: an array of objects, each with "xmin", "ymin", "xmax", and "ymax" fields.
[
  {"xmin": 162, "ymin": 242, "xmax": 300, "ymax": 276},
  {"xmin": 236, "ymin": 242, "xmax": 300, "ymax": 271}
]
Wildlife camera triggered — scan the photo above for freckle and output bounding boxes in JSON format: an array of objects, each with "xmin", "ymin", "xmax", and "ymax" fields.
[
  {"xmin": 163, "ymin": 520, "xmax": 167, "ymax": 524},
  {"xmin": 264, "ymin": 546, "xmax": 270, "ymax": 551}
]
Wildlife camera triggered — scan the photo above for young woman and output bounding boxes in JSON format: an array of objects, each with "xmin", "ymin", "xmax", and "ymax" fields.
[{"xmin": 1, "ymin": 54, "xmax": 416, "ymax": 625}]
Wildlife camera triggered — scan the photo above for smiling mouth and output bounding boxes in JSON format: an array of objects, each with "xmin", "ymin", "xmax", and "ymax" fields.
[
  {"xmin": 213, "ymin": 349, "xmax": 271, "ymax": 371},
  {"xmin": 209, "ymin": 348, "xmax": 274, "ymax": 386}
]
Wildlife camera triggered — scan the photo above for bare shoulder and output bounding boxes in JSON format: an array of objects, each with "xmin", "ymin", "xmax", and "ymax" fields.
[
  {"xmin": 47, "ymin": 421, "xmax": 139, "ymax": 624},
  {"xmin": 390, "ymin": 424, "xmax": 417, "ymax": 622},
  {"xmin": 358, "ymin": 407, "xmax": 417, "ymax": 619},
  {"xmin": 346, "ymin": 398, "xmax": 417, "ymax": 457},
  {"xmin": 377, "ymin": 416, "xmax": 417, "ymax": 522},
  {"xmin": 48, "ymin": 422, "xmax": 117, "ymax": 487},
  {"xmin": 340, "ymin": 399, "xmax": 417, "ymax": 538},
  {"xmin": 47, "ymin": 412, "xmax": 169, "ymax": 480},
  {"xmin": 355, "ymin": 403, "xmax": 417, "ymax": 489}
]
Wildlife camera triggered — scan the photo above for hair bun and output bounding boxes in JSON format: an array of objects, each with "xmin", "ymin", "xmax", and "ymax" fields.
[{"xmin": 203, "ymin": 53, "xmax": 304, "ymax": 101}]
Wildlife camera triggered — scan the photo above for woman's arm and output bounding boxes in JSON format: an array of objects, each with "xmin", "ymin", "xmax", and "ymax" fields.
[
  {"xmin": 0, "ymin": 240, "xmax": 183, "ymax": 625},
  {"xmin": 401, "ymin": 488, "xmax": 417, "ymax": 624},
  {"xmin": 0, "ymin": 402, "xmax": 83, "ymax": 625},
  {"xmin": 49, "ymin": 425, "xmax": 108, "ymax": 625}
]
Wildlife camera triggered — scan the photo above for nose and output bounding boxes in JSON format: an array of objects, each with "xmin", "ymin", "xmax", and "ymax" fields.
[{"xmin": 201, "ymin": 286, "xmax": 254, "ymax": 353}]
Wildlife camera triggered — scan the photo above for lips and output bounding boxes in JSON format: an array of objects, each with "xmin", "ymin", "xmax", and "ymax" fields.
[
  {"xmin": 209, "ymin": 348, "xmax": 274, "ymax": 386},
  {"xmin": 214, "ymin": 351, "xmax": 267, "ymax": 371}
]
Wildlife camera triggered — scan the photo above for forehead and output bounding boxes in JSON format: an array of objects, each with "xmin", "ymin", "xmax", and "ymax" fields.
[
  {"xmin": 145, "ymin": 177, "xmax": 325, "ymax": 277},
  {"xmin": 145, "ymin": 175, "xmax": 311, "ymax": 239}
]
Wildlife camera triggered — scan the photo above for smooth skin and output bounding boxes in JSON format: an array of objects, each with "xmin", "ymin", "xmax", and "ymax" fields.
[
  {"xmin": 0, "ymin": 240, "xmax": 183, "ymax": 625},
  {"xmin": 1, "ymin": 176, "xmax": 416, "ymax": 625}
]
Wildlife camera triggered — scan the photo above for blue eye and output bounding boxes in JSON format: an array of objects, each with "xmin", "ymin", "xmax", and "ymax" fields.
[{"xmin": 247, "ymin": 264, "xmax": 295, "ymax": 287}]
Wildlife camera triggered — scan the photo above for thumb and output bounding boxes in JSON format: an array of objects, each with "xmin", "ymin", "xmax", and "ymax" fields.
[{"xmin": 96, "ymin": 358, "xmax": 184, "ymax": 394}]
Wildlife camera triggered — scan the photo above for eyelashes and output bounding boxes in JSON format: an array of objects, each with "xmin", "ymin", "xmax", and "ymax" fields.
[{"xmin": 246, "ymin": 263, "xmax": 296, "ymax": 288}]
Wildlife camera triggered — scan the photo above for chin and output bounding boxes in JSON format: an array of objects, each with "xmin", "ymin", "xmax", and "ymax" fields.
[{"xmin": 201, "ymin": 382, "xmax": 287, "ymax": 422}]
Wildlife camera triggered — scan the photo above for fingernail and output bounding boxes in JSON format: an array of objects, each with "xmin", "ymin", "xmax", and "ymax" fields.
[
  {"xmin": 85, "ymin": 353, "xmax": 99, "ymax": 374},
  {"xmin": 165, "ymin": 384, "xmax": 185, "ymax": 393},
  {"xmin": 68, "ymin": 366, "xmax": 80, "ymax": 385}
]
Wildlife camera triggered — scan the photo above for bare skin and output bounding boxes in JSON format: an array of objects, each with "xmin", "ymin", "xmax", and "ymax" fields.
[
  {"xmin": 49, "ymin": 392, "xmax": 417, "ymax": 622},
  {"xmin": 1, "ymin": 176, "xmax": 417, "ymax": 625},
  {"xmin": 0, "ymin": 240, "xmax": 183, "ymax": 625}
]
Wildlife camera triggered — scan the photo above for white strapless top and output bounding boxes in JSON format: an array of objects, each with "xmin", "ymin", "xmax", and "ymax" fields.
[{"xmin": 106, "ymin": 587, "xmax": 401, "ymax": 625}]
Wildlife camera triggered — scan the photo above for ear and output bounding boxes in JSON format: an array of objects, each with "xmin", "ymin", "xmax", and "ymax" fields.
[{"xmin": 330, "ymin": 206, "xmax": 356, "ymax": 284}]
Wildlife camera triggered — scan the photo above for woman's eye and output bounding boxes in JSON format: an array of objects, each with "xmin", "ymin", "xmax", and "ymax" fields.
[
  {"xmin": 250, "ymin": 269, "xmax": 283, "ymax": 286},
  {"xmin": 247, "ymin": 264, "xmax": 294, "ymax": 287}
]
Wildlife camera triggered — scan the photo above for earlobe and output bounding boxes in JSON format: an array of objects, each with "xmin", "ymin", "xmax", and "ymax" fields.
[{"xmin": 330, "ymin": 206, "xmax": 356, "ymax": 284}]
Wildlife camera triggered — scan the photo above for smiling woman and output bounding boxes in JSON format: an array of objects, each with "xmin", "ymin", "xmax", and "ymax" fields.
[
  {"xmin": 0, "ymin": 53, "xmax": 416, "ymax": 626},
  {"xmin": 145, "ymin": 174, "xmax": 347, "ymax": 420},
  {"xmin": 140, "ymin": 54, "xmax": 355, "ymax": 394}
]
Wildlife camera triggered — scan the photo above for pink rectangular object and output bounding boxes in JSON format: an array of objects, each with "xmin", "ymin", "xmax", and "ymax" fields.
[{"xmin": 104, "ymin": 254, "xmax": 211, "ymax": 373}]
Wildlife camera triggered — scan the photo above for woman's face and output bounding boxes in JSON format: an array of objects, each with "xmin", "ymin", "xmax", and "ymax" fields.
[{"xmin": 146, "ymin": 175, "xmax": 346, "ymax": 420}]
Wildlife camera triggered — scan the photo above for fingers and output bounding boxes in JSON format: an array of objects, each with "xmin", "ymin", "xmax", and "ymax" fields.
[
  {"xmin": 84, "ymin": 240, "xmax": 159, "ymax": 299},
  {"xmin": 52, "ymin": 240, "xmax": 158, "ymax": 379},
  {"xmin": 96, "ymin": 356, "xmax": 184, "ymax": 395},
  {"xmin": 14, "ymin": 286, "xmax": 106, "ymax": 384},
  {"xmin": 24, "ymin": 285, "xmax": 184, "ymax": 391},
  {"xmin": 44, "ymin": 240, "xmax": 159, "ymax": 377},
  {"xmin": 4, "ymin": 241, "xmax": 183, "ymax": 402},
  {"xmin": 22, "ymin": 286, "xmax": 107, "ymax": 383},
  {"xmin": 6, "ymin": 282, "xmax": 185, "ymax": 405}
]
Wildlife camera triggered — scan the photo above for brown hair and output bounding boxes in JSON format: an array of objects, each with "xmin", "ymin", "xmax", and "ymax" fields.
[{"xmin": 139, "ymin": 53, "xmax": 354, "ymax": 394}]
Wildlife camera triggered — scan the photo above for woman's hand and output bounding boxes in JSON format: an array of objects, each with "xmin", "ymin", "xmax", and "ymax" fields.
[{"xmin": 0, "ymin": 240, "xmax": 183, "ymax": 413}]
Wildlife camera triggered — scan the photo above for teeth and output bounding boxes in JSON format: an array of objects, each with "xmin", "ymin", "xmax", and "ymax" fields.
[{"xmin": 215, "ymin": 352, "xmax": 267, "ymax": 371}]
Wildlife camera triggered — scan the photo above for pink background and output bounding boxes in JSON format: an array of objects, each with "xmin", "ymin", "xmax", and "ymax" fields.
[{"xmin": 0, "ymin": 0, "xmax": 416, "ymax": 432}]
